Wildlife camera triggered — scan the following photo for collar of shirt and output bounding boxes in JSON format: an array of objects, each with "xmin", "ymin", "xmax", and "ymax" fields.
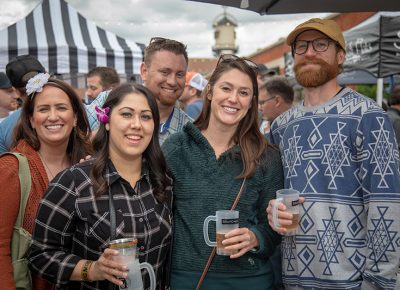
[
  {"xmin": 159, "ymin": 108, "xmax": 174, "ymax": 134},
  {"xmin": 85, "ymin": 90, "xmax": 111, "ymax": 130},
  {"xmin": 105, "ymin": 158, "xmax": 151, "ymax": 186},
  {"xmin": 159, "ymin": 103, "xmax": 193, "ymax": 145},
  {"xmin": 183, "ymin": 122, "xmax": 241, "ymax": 157}
]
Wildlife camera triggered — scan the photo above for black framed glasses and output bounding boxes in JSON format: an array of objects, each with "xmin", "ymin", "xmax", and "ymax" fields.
[
  {"xmin": 217, "ymin": 54, "xmax": 259, "ymax": 73},
  {"xmin": 258, "ymin": 96, "xmax": 276, "ymax": 105},
  {"xmin": 292, "ymin": 38, "xmax": 336, "ymax": 55}
]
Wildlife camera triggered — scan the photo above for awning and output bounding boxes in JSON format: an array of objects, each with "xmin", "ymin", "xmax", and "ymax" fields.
[{"xmin": 0, "ymin": 0, "xmax": 145, "ymax": 78}]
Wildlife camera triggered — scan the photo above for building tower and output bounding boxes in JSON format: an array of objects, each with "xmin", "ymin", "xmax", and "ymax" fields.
[{"xmin": 212, "ymin": 8, "xmax": 238, "ymax": 57}]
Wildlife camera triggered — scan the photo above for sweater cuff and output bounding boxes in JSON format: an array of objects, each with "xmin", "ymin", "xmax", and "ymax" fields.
[{"xmin": 249, "ymin": 227, "xmax": 266, "ymax": 255}]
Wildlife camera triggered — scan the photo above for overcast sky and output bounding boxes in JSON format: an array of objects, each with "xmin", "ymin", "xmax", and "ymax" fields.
[{"xmin": 0, "ymin": 0, "xmax": 329, "ymax": 58}]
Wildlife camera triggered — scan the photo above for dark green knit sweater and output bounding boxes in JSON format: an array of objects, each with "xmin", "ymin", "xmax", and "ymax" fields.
[{"xmin": 162, "ymin": 122, "xmax": 283, "ymax": 277}]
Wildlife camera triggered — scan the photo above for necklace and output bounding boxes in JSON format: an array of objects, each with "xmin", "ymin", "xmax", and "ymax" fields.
[{"xmin": 38, "ymin": 151, "xmax": 56, "ymax": 180}]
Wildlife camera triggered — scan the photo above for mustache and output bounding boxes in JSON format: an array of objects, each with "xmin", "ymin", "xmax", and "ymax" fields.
[{"xmin": 294, "ymin": 58, "xmax": 329, "ymax": 68}]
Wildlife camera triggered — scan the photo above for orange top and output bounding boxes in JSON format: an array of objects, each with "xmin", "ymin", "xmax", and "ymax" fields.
[{"xmin": 0, "ymin": 140, "xmax": 54, "ymax": 290}]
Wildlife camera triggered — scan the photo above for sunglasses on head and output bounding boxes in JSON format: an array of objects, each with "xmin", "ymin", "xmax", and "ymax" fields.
[
  {"xmin": 217, "ymin": 54, "xmax": 259, "ymax": 73},
  {"xmin": 149, "ymin": 37, "xmax": 168, "ymax": 44},
  {"xmin": 149, "ymin": 37, "xmax": 185, "ymax": 48}
]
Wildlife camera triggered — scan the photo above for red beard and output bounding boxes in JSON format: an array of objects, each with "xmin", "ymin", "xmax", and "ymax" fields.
[{"xmin": 294, "ymin": 58, "xmax": 339, "ymax": 88}]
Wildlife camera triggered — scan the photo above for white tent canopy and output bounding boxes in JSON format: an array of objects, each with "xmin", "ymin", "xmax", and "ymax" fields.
[{"xmin": 0, "ymin": 0, "xmax": 145, "ymax": 86}]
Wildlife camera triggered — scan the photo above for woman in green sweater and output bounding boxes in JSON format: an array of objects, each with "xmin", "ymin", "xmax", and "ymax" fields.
[{"xmin": 162, "ymin": 55, "xmax": 284, "ymax": 290}]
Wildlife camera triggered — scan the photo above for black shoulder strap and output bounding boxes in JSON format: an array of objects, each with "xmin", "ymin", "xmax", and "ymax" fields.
[
  {"xmin": 108, "ymin": 188, "xmax": 116, "ymax": 240},
  {"xmin": 108, "ymin": 188, "xmax": 117, "ymax": 290}
]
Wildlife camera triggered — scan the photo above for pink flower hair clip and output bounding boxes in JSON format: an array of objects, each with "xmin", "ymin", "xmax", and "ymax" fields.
[{"xmin": 95, "ymin": 106, "xmax": 110, "ymax": 124}]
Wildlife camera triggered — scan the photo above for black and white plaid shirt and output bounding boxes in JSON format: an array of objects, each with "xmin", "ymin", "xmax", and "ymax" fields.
[{"xmin": 29, "ymin": 159, "xmax": 173, "ymax": 290}]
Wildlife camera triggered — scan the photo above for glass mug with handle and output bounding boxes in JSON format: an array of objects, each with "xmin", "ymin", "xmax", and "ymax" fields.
[
  {"xmin": 203, "ymin": 210, "xmax": 239, "ymax": 255},
  {"xmin": 109, "ymin": 238, "xmax": 156, "ymax": 290},
  {"xmin": 272, "ymin": 189, "xmax": 301, "ymax": 235}
]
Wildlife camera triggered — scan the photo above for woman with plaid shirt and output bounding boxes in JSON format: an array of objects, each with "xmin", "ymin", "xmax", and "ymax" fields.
[{"xmin": 29, "ymin": 83, "xmax": 173, "ymax": 290}]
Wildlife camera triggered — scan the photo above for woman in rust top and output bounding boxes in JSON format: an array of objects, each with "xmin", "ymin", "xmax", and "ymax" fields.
[{"xmin": 0, "ymin": 74, "xmax": 92, "ymax": 290}]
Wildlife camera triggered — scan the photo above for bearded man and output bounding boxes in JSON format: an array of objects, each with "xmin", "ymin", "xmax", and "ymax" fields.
[
  {"xmin": 267, "ymin": 18, "xmax": 400, "ymax": 289},
  {"xmin": 141, "ymin": 37, "xmax": 192, "ymax": 144}
]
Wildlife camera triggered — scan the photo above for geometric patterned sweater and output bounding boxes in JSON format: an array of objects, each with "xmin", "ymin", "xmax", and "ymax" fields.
[{"xmin": 270, "ymin": 87, "xmax": 400, "ymax": 289}]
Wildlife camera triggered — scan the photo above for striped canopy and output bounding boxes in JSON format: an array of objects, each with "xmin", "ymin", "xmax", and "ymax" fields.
[{"xmin": 0, "ymin": 0, "xmax": 145, "ymax": 83}]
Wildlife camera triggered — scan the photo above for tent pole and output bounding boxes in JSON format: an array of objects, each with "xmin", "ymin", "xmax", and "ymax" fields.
[{"xmin": 376, "ymin": 78, "xmax": 383, "ymax": 107}]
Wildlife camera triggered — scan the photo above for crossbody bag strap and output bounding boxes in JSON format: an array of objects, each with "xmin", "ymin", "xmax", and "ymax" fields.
[
  {"xmin": 195, "ymin": 178, "xmax": 247, "ymax": 290},
  {"xmin": 230, "ymin": 178, "xmax": 247, "ymax": 211},
  {"xmin": 1, "ymin": 152, "xmax": 32, "ymax": 264},
  {"xmin": 15, "ymin": 153, "xmax": 32, "ymax": 227},
  {"xmin": 1, "ymin": 153, "xmax": 31, "ymax": 228}
]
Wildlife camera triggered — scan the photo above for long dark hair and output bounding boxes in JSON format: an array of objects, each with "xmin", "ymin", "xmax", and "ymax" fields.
[
  {"xmin": 194, "ymin": 56, "xmax": 267, "ymax": 178},
  {"xmin": 91, "ymin": 83, "xmax": 168, "ymax": 202},
  {"xmin": 13, "ymin": 78, "xmax": 93, "ymax": 164}
]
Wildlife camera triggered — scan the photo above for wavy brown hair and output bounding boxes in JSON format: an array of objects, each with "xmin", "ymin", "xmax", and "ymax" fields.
[
  {"xmin": 91, "ymin": 83, "xmax": 169, "ymax": 202},
  {"xmin": 12, "ymin": 78, "xmax": 93, "ymax": 164},
  {"xmin": 194, "ymin": 55, "xmax": 267, "ymax": 179}
]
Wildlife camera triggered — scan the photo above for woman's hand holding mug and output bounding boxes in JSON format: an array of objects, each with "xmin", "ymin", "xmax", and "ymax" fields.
[
  {"xmin": 89, "ymin": 248, "xmax": 128, "ymax": 286},
  {"xmin": 223, "ymin": 227, "xmax": 259, "ymax": 259}
]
